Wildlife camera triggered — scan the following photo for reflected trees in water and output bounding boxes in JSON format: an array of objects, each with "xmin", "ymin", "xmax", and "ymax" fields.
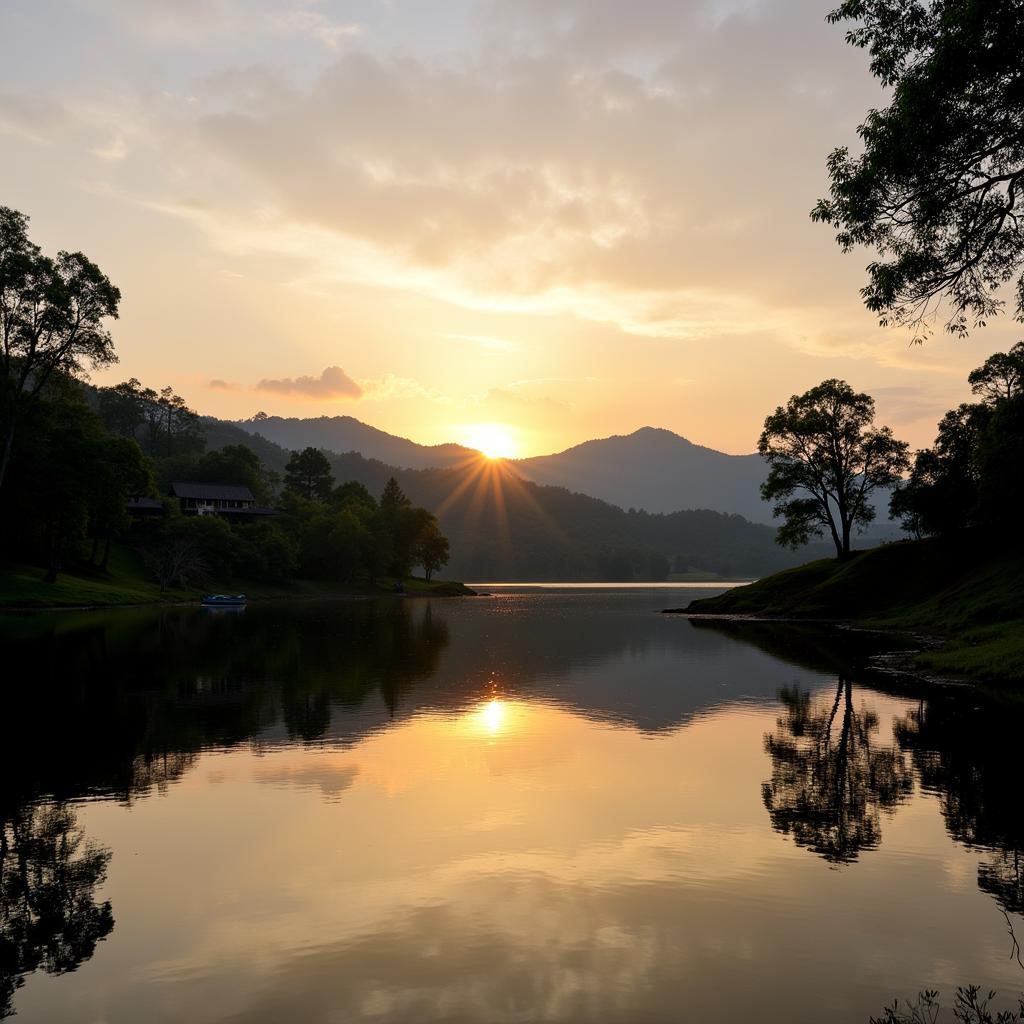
[
  {"xmin": 762, "ymin": 678, "xmax": 913, "ymax": 864},
  {"xmin": 0, "ymin": 803, "xmax": 113, "ymax": 1019},
  {"xmin": 895, "ymin": 696, "xmax": 1024, "ymax": 950}
]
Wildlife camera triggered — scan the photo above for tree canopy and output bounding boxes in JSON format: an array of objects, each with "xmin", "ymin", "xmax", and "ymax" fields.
[
  {"xmin": 759, "ymin": 379, "xmax": 909, "ymax": 558},
  {"xmin": 284, "ymin": 447, "xmax": 333, "ymax": 502},
  {"xmin": 813, "ymin": 0, "xmax": 1024, "ymax": 338},
  {"xmin": 0, "ymin": 207, "xmax": 120, "ymax": 492},
  {"xmin": 891, "ymin": 340, "xmax": 1024, "ymax": 536}
]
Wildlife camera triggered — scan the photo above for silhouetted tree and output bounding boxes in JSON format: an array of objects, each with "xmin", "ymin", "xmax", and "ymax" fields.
[
  {"xmin": 813, "ymin": 1, "xmax": 1024, "ymax": 339},
  {"xmin": 86, "ymin": 434, "xmax": 153, "ymax": 570},
  {"xmin": 283, "ymin": 447, "xmax": 333, "ymax": 502},
  {"xmin": 415, "ymin": 520, "xmax": 450, "ymax": 581},
  {"xmin": 891, "ymin": 341, "xmax": 1024, "ymax": 535},
  {"xmin": 969, "ymin": 341, "xmax": 1024, "ymax": 404},
  {"xmin": 759, "ymin": 380, "xmax": 909, "ymax": 558},
  {"xmin": 0, "ymin": 207, "xmax": 120, "ymax": 495},
  {"xmin": 762, "ymin": 680, "xmax": 912, "ymax": 864}
]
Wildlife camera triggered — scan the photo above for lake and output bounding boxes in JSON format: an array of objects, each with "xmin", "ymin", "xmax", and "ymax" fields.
[{"xmin": 2, "ymin": 588, "xmax": 1022, "ymax": 1022}]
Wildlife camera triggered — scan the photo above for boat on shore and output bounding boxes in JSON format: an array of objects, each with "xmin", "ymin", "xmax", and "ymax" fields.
[{"xmin": 201, "ymin": 594, "xmax": 247, "ymax": 607}]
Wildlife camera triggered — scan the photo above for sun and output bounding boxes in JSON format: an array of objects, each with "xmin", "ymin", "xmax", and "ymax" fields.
[{"xmin": 462, "ymin": 423, "xmax": 519, "ymax": 460}]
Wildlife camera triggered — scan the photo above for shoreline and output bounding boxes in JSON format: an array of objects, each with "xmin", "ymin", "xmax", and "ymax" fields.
[
  {"xmin": 0, "ymin": 580, "xmax": 478, "ymax": 614},
  {"xmin": 662, "ymin": 608, "xmax": 1004, "ymax": 690}
]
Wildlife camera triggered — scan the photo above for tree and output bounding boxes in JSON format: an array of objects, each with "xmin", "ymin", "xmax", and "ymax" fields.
[
  {"xmin": 97, "ymin": 379, "xmax": 204, "ymax": 461},
  {"xmin": 86, "ymin": 435, "xmax": 153, "ymax": 570},
  {"xmin": 890, "ymin": 341, "xmax": 1024, "ymax": 536},
  {"xmin": 0, "ymin": 207, "xmax": 120, "ymax": 493},
  {"xmin": 968, "ymin": 340, "xmax": 1024, "ymax": 403},
  {"xmin": 284, "ymin": 447, "xmax": 333, "ymax": 502},
  {"xmin": 379, "ymin": 476, "xmax": 411, "ymax": 516},
  {"xmin": 890, "ymin": 404, "xmax": 983, "ymax": 537},
  {"xmin": 193, "ymin": 444, "xmax": 271, "ymax": 503},
  {"xmin": 414, "ymin": 519, "xmax": 450, "ymax": 581},
  {"xmin": 759, "ymin": 380, "xmax": 910, "ymax": 558},
  {"xmin": 812, "ymin": 1, "xmax": 1024, "ymax": 339}
]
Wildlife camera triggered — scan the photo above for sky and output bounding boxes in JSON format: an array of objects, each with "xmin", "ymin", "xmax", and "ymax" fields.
[{"xmin": 1, "ymin": 0, "xmax": 1020, "ymax": 458}]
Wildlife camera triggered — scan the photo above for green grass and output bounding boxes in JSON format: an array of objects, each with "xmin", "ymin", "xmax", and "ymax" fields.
[
  {"xmin": 0, "ymin": 546, "xmax": 474, "ymax": 609},
  {"xmin": 683, "ymin": 537, "xmax": 1024, "ymax": 685}
]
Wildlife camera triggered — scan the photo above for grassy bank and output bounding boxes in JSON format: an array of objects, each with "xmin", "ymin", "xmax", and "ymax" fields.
[
  {"xmin": 680, "ymin": 537, "xmax": 1024, "ymax": 684},
  {"xmin": 0, "ymin": 546, "xmax": 475, "ymax": 610}
]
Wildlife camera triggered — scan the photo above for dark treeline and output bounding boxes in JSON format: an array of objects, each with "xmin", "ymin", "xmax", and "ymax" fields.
[
  {"xmin": 0, "ymin": 370, "xmax": 450, "ymax": 588},
  {"xmin": 890, "ymin": 343, "xmax": 1024, "ymax": 540},
  {"xmin": 0, "ymin": 205, "xmax": 450, "ymax": 590}
]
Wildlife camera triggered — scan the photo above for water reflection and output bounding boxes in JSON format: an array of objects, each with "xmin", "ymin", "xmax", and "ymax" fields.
[
  {"xmin": 0, "ymin": 803, "xmax": 113, "ymax": 1019},
  {"xmin": 895, "ymin": 694, "xmax": 1024, "ymax": 919},
  {"xmin": 762, "ymin": 678, "xmax": 913, "ymax": 864},
  {"xmin": 1, "ymin": 597, "xmax": 1024, "ymax": 1021}
]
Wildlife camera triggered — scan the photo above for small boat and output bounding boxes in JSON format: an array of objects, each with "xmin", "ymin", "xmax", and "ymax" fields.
[{"xmin": 201, "ymin": 594, "xmax": 247, "ymax": 607}]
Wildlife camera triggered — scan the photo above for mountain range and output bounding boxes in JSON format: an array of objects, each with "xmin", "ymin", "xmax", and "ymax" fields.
[
  {"xmin": 233, "ymin": 416, "xmax": 773, "ymax": 521},
  {"xmin": 208, "ymin": 415, "xmax": 835, "ymax": 579}
]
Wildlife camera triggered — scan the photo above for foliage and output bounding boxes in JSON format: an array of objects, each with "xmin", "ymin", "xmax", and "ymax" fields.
[
  {"xmin": 870, "ymin": 987, "xmax": 1024, "ymax": 1024},
  {"xmin": 0, "ymin": 206, "xmax": 120, "ymax": 492},
  {"xmin": 97, "ymin": 378, "xmax": 204, "ymax": 464},
  {"xmin": 415, "ymin": 519, "xmax": 450, "ymax": 581},
  {"xmin": 284, "ymin": 446, "xmax": 333, "ymax": 502},
  {"xmin": 891, "ymin": 342, "xmax": 1024, "ymax": 535},
  {"xmin": 813, "ymin": 0, "xmax": 1024, "ymax": 339},
  {"xmin": 758, "ymin": 379, "xmax": 909, "ymax": 558}
]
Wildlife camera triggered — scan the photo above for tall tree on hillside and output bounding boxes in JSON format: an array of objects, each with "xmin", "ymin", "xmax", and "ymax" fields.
[
  {"xmin": 813, "ymin": 0, "xmax": 1024, "ymax": 339},
  {"xmin": 283, "ymin": 447, "xmax": 333, "ymax": 502},
  {"xmin": 0, "ymin": 207, "xmax": 120, "ymax": 493},
  {"xmin": 759, "ymin": 379, "xmax": 910, "ymax": 559}
]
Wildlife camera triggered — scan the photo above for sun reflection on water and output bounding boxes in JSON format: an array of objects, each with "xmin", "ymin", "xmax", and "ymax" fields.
[{"xmin": 479, "ymin": 697, "xmax": 507, "ymax": 735}]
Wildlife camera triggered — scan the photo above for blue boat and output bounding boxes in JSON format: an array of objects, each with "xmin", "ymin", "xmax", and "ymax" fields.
[{"xmin": 201, "ymin": 594, "xmax": 247, "ymax": 607}]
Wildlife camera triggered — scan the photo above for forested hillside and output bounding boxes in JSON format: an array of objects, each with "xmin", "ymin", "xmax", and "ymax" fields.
[{"xmin": 195, "ymin": 418, "xmax": 833, "ymax": 579}]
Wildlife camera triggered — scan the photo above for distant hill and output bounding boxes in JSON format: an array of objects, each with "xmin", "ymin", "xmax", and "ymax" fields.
[
  {"xmin": 194, "ymin": 419, "xmax": 829, "ymax": 579},
  {"xmin": 298, "ymin": 449, "xmax": 835, "ymax": 581},
  {"xmin": 514, "ymin": 426, "xmax": 771, "ymax": 521},
  {"xmin": 231, "ymin": 416, "xmax": 777, "ymax": 520},
  {"xmin": 230, "ymin": 414, "xmax": 476, "ymax": 471}
]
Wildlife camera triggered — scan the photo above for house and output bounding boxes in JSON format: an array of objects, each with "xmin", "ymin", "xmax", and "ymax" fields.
[
  {"xmin": 125, "ymin": 496, "xmax": 165, "ymax": 518},
  {"xmin": 169, "ymin": 482, "xmax": 277, "ymax": 520}
]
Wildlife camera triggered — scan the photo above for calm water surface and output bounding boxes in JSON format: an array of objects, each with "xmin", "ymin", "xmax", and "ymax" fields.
[{"xmin": 1, "ymin": 588, "xmax": 1022, "ymax": 1022}]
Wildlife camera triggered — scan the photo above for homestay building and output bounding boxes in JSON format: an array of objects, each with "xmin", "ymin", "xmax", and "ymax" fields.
[{"xmin": 168, "ymin": 482, "xmax": 277, "ymax": 521}]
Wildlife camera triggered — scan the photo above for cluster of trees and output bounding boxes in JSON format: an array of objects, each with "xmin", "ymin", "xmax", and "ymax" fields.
[
  {"xmin": 756, "ymin": 346, "xmax": 1024, "ymax": 558},
  {"xmin": 890, "ymin": 343, "xmax": 1024, "ymax": 539},
  {"xmin": 0, "ymin": 206, "xmax": 451, "ymax": 588},
  {"xmin": 268, "ymin": 447, "xmax": 449, "ymax": 585}
]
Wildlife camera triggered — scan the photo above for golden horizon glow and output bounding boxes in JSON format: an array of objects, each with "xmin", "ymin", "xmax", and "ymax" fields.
[
  {"xmin": 2, "ymin": 1, "xmax": 1005, "ymax": 458},
  {"xmin": 461, "ymin": 423, "xmax": 519, "ymax": 461}
]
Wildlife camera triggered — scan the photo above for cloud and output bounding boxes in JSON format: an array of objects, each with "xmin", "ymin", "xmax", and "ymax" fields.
[
  {"xmin": 100, "ymin": 0, "xmax": 883, "ymax": 352},
  {"xmin": 357, "ymin": 374, "xmax": 449, "ymax": 403},
  {"xmin": 256, "ymin": 365, "xmax": 363, "ymax": 399},
  {"xmin": 208, "ymin": 378, "xmax": 235, "ymax": 390}
]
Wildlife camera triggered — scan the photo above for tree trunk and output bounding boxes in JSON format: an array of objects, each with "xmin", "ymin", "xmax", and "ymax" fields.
[
  {"xmin": 840, "ymin": 518, "xmax": 852, "ymax": 559},
  {"xmin": 100, "ymin": 534, "xmax": 112, "ymax": 571},
  {"xmin": 425, "ymin": 567, "xmax": 432, "ymax": 582},
  {"xmin": 0, "ymin": 420, "xmax": 15, "ymax": 496},
  {"xmin": 88, "ymin": 535, "xmax": 99, "ymax": 565}
]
